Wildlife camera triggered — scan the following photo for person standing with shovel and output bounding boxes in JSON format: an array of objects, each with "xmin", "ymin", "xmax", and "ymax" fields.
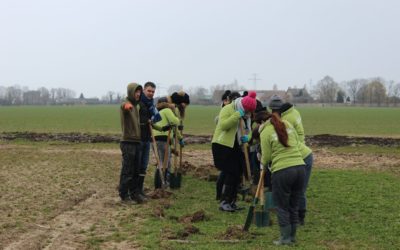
[
  {"xmin": 138, "ymin": 82, "xmax": 162, "ymax": 198},
  {"xmin": 152, "ymin": 100, "xmax": 183, "ymax": 187},
  {"xmin": 259, "ymin": 111, "xmax": 305, "ymax": 245},
  {"xmin": 211, "ymin": 91, "xmax": 257, "ymax": 212}
]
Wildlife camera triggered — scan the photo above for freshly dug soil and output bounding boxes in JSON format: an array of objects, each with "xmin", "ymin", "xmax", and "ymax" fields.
[
  {"xmin": 2, "ymin": 132, "xmax": 400, "ymax": 147},
  {"xmin": 178, "ymin": 210, "xmax": 208, "ymax": 224},
  {"xmin": 217, "ymin": 225, "xmax": 255, "ymax": 240}
]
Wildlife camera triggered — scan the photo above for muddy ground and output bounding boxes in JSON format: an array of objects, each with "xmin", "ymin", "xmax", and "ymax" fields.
[{"xmin": 2, "ymin": 132, "xmax": 400, "ymax": 147}]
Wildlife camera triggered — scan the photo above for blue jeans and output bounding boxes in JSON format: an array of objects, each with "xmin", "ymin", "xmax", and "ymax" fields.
[
  {"xmin": 299, "ymin": 153, "xmax": 314, "ymax": 211},
  {"xmin": 156, "ymin": 140, "xmax": 171, "ymax": 178},
  {"xmin": 140, "ymin": 141, "xmax": 151, "ymax": 174}
]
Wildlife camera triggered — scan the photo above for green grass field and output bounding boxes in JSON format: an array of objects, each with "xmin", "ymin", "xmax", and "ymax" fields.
[{"xmin": 0, "ymin": 105, "xmax": 400, "ymax": 137}]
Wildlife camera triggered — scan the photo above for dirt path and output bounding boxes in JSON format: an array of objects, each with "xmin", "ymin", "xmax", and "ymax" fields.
[{"xmin": 4, "ymin": 192, "xmax": 140, "ymax": 250}]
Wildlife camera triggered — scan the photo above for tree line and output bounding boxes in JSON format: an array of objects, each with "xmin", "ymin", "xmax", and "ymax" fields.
[
  {"xmin": 1, "ymin": 76, "xmax": 400, "ymax": 106},
  {"xmin": 313, "ymin": 76, "xmax": 400, "ymax": 106},
  {"xmin": 0, "ymin": 86, "xmax": 78, "ymax": 105}
]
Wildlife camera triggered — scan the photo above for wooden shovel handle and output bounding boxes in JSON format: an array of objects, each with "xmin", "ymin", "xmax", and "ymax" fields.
[
  {"xmin": 149, "ymin": 122, "xmax": 165, "ymax": 185},
  {"xmin": 173, "ymin": 126, "xmax": 178, "ymax": 175},
  {"xmin": 163, "ymin": 129, "xmax": 172, "ymax": 172},
  {"xmin": 179, "ymin": 120, "xmax": 183, "ymax": 169},
  {"xmin": 240, "ymin": 119, "xmax": 252, "ymax": 182},
  {"xmin": 149, "ymin": 123, "xmax": 161, "ymax": 166}
]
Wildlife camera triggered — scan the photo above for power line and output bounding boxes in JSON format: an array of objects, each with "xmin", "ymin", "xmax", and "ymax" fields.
[{"xmin": 248, "ymin": 73, "xmax": 261, "ymax": 90}]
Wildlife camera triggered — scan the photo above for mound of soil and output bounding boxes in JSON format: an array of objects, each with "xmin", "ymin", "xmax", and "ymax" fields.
[
  {"xmin": 153, "ymin": 206, "xmax": 165, "ymax": 218},
  {"xmin": 306, "ymin": 134, "xmax": 400, "ymax": 147},
  {"xmin": 217, "ymin": 225, "xmax": 255, "ymax": 240},
  {"xmin": 178, "ymin": 210, "xmax": 208, "ymax": 224},
  {"xmin": 177, "ymin": 224, "xmax": 200, "ymax": 238},
  {"xmin": 3, "ymin": 132, "xmax": 399, "ymax": 147},
  {"xmin": 161, "ymin": 225, "xmax": 200, "ymax": 240},
  {"xmin": 148, "ymin": 189, "xmax": 173, "ymax": 199},
  {"xmin": 152, "ymin": 199, "xmax": 172, "ymax": 218}
]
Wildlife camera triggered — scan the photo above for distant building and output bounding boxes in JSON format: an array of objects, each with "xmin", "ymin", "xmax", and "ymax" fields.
[
  {"xmin": 58, "ymin": 94, "xmax": 100, "ymax": 105},
  {"xmin": 286, "ymin": 87, "xmax": 313, "ymax": 103},
  {"xmin": 256, "ymin": 90, "xmax": 288, "ymax": 106}
]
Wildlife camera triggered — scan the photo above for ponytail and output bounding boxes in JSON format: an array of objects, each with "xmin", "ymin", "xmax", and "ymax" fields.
[{"xmin": 270, "ymin": 113, "xmax": 289, "ymax": 147}]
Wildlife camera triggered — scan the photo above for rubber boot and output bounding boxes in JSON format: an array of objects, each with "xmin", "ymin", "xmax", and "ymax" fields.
[
  {"xmin": 273, "ymin": 225, "xmax": 293, "ymax": 245},
  {"xmin": 299, "ymin": 209, "xmax": 306, "ymax": 226},
  {"xmin": 130, "ymin": 176, "xmax": 145, "ymax": 204},
  {"xmin": 219, "ymin": 185, "xmax": 235, "ymax": 212},
  {"xmin": 290, "ymin": 224, "xmax": 297, "ymax": 243},
  {"xmin": 130, "ymin": 191, "xmax": 145, "ymax": 204},
  {"xmin": 138, "ymin": 174, "xmax": 148, "ymax": 201}
]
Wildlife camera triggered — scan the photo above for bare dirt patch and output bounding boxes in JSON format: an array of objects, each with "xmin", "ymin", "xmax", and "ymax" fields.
[
  {"xmin": 178, "ymin": 210, "xmax": 208, "ymax": 224},
  {"xmin": 313, "ymin": 148, "xmax": 400, "ymax": 175},
  {"xmin": 148, "ymin": 189, "xmax": 173, "ymax": 199},
  {"xmin": 3, "ymin": 132, "xmax": 400, "ymax": 147},
  {"xmin": 216, "ymin": 225, "xmax": 255, "ymax": 240},
  {"xmin": 0, "ymin": 144, "xmax": 144, "ymax": 250},
  {"xmin": 161, "ymin": 224, "xmax": 200, "ymax": 240}
]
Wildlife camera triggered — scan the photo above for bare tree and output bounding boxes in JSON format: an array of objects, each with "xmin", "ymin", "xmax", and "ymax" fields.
[
  {"xmin": 6, "ymin": 86, "xmax": 23, "ymax": 105},
  {"xmin": 393, "ymin": 83, "xmax": 400, "ymax": 106},
  {"xmin": 367, "ymin": 80, "xmax": 386, "ymax": 106},
  {"xmin": 107, "ymin": 91, "xmax": 115, "ymax": 104},
  {"xmin": 386, "ymin": 80, "xmax": 395, "ymax": 106},
  {"xmin": 347, "ymin": 79, "xmax": 366, "ymax": 104},
  {"xmin": 0, "ymin": 86, "xmax": 6, "ymax": 99},
  {"xmin": 356, "ymin": 82, "xmax": 368, "ymax": 105},
  {"xmin": 38, "ymin": 87, "xmax": 50, "ymax": 104},
  {"xmin": 314, "ymin": 76, "xmax": 339, "ymax": 103},
  {"xmin": 50, "ymin": 88, "xmax": 57, "ymax": 104}
]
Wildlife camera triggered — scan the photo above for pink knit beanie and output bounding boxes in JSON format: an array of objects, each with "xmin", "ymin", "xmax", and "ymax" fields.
[{"xmin": 241, "ymin": 91, "xmax": 257, "ymax": 112}]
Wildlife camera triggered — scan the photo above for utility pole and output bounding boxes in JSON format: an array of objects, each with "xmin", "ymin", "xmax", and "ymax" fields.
[{"xmin": 249, "ymin": 73, "xmax": 261, "ymax": 90}]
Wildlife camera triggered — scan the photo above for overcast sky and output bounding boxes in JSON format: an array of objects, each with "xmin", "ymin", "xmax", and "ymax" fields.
[{"xmin": 1, "ymin": 0, "xmax": 399, "ymax": 98}]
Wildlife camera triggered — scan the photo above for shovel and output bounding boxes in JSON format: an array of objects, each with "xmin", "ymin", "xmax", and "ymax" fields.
[
  {"xmin": 254, "ymin": 175, "xmax": 270, "ymax": 227},
  {"xmin": 154, "ymin": 128, "xmax": 172, "ymax": 189},
  {"xmin": 149, "ymin": 123, "xmax": 165, "ymax": 189},
  {"xmin": 170, "ymin": 126, "xmax": 182, "ymax": 189},
  {"xmin": 239, "ymin": 118, "xmax": 252, "ymax": 199},
  {"xmin": 243, "ymin": 166, "xmax": 266, "ymax": 231}
]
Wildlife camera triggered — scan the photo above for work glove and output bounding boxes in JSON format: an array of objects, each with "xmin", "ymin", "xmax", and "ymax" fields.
[
  {"xmin": 123, "ymin": 102, "xmax": 133, "ymax": 110},
  {"xmin": 178, "ymin": 125, "xmax": 184, "ymax": 131},
  {"xmin": 161, "ymin": 125, "xmax": 171, "ymax": 131},
  {"xmin": 257, "ymin": 152, "xmax": 261, "ymax": 161},
  {"xmin": 240, "ymin": 135, "xmax": 249, "ymax": 143},
  {"xmin": 179, "ymin": 138, "xmax": 185, "ymax": 147},
  {"xmin": 237, "ymin": 108, "xmax": 245, "ymax": 117}
]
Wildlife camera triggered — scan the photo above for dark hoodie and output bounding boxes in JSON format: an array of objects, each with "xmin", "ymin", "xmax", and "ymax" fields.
[{"xmin": 120, "ymin": 83, "xmax": 142, "ymax": 142}]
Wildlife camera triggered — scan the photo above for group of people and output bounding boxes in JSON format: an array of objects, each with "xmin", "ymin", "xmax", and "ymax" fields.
[
  {"xmin": 212, "ymin": 90, "xmax": 313, "ymax": 245},
  {"xmin": 118, "ymin": 82, "xmax": 190, "ymax": 204},
  {"xmin": 118, "ymin": 82, "xmax": 313, "ymax": 245}
]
